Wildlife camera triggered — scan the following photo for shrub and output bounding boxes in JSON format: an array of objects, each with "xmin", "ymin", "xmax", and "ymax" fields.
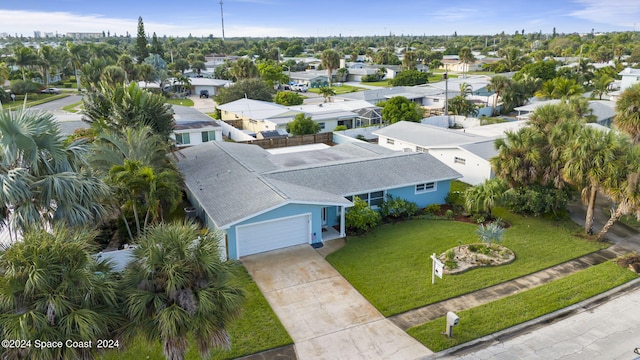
[
  {"xmin": 334, "ymin": 125, "xmax": 348, "ymax": 131},
  {"xmin": 477, "ymin": 222, "xmax": 505, "ymax": 245},
  {"xmin": 379, "ymin": 194, "xmax": 419, "ymax": 220},
  {"xmin": 424, "ymin": 204, "xmax": 441, "ymax": 214},
  {"xmin": 445, "ymin": 209, "xmax": 454, "ymax": 220},
  {"xmin": 446, "ymin": 249, "xmax": 455, "ymax": 260},
  {"xmin": 504, "ymin": 185, "xmax": 569, "ymax": 217},
  {"xmin": 361, "ymin": 74, "xmax": 380, "ymax": 82},
  {"xmin": 10, "ymin": 80, "xmax": 40, "ymax": 95},
  {"xmin": 274, "ymin": 91, "xmax": 304, "ymax": 106},
  {"xmin": 445, "ymin": 191, "xmax": 464, "ymax": 207},
  {"xmin": 345, "ymin": 197, "xmax": 380, "ymax": 235}
]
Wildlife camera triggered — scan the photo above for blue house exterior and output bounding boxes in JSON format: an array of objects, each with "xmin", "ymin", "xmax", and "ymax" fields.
[{"xmin": 178, "ymin": 141, "xmax": 461, "ymax": 260}]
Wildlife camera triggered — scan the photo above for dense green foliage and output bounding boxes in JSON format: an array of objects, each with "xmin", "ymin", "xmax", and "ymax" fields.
[
  {"xmin": 345, "ymin": 197, "xmax": 381, "ymax": 234},
  {"xmin": 286, "ymin": 113, "xmax": 321, "ymax": 135},
  {"xmin": 378, "ymin": 194, "xmax": 419, "ymax": 220},
  {"xmin": 390, "ymin": 69, "xmax": 429, "ymax": 86},
  {"xmin": 274, "ymin": 91, "xmax": 303, "ymax": 106},
  {"xmin": 377, "ymin": 96, "xmax": 424, "ymax": 123},
  {"xmin": 213, "ymin": 78, "xmax": 274, "ymax": 105}
]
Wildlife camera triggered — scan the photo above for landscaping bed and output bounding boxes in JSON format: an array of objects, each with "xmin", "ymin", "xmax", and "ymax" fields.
[{"xmin": 326, "ymin": 208, "xmax": 608, "ymax": 316}]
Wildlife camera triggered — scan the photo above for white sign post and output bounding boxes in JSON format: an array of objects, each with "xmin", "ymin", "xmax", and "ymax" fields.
[{"xmin": 431, "ymin": 253, "xmax": 444, "ymax": 284}]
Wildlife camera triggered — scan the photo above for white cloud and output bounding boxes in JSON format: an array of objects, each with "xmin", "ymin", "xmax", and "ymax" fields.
[
  {"xmin": 432, "ymin": 7, "xmax": 478, "ymax": 21},
  {"xmin": 570, "ymin": 0, "xmax": 640, "ymax": 27}
]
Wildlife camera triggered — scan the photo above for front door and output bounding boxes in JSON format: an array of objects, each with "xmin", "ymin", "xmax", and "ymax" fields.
[{"xmin": 321, "ymin": 207, "xmax": 327, "ymax": 227}]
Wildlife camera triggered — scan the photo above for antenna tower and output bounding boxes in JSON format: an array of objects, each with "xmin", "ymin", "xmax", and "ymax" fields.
[{"xmin": 220, "ymin": 1, "xmax": 226, "ymax": 41}]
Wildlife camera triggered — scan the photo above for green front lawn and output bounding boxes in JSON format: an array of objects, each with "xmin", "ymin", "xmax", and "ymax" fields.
[
  {"xmin": 62, "ymin": 101, "xmax": 83, "ymax": 113},
  {"xmin": 326, "ymin": 208, "xmax": 608, "ymax": 316},
  {"xmin": 166, "ymin": 98, "xmax": 195, "ymax": 106},
  {"xmin": 308, "ymin": 85, "xmax": 365, "ymax": 94},
  {"xmin": 1, "ymin": 93, "xmax": 70, "ymax": 110},
  {"xmin": 408, "ymin": 260, "xmax": 637, "ymax": 352},
  {"xmin": 99, "ymin": 267, "xmax": 292, "ymax": 360}
]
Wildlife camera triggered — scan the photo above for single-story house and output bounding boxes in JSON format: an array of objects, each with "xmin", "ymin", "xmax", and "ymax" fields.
[
  {"xmin": 188, "ymin": 78, "xmax": 231, "ymax": 96},
  {"xmin": 177, "ymin": 141, "xmax": 461, "ymax": 259},
  {"xmin": 619, "ymin": 67, "xmax": 640, "ymax": 92},
  {"xmin": 514, "ymin": 99, "xmax": 616, "ymax": 126},
  {"xmin": 217, "ymin": 98, "xmax": 383, "ymax": 133},
  {"xmin": 288, "ymin": 70, "xmax": 330, "ymax": 88},
  {"xmin": 373, "ymin": 121, "xmax": 494, "ymax": 185},
  {"xmin": 171, "ymin": 120, "xmax": 222, "ymax": 147}
]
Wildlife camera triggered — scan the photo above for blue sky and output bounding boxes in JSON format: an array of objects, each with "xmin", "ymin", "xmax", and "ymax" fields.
[{"xmin": 1, "ymin": 0, "xmax": 639, "ymax": 38}]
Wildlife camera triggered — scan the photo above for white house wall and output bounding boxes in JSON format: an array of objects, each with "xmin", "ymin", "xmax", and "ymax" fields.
[
  {"xmin": 428, "ymin": 148, "xmax": 492, "ymax": 185},
  {"xmin": 171, "ymin": 129, "xmax": 223, "ymax": 147}
]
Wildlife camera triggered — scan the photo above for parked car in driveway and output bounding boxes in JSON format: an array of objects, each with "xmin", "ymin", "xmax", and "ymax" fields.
[
  {"xmin": 290, "ymin": 84, "xmax": 308, "ymax": 92},
  {"xmin": 40, "ymin": 88, "xmax": 61, "ymax": 94},
  {"xmin": 199, "ymin": 90, "xmax": 209, "ymax": 98}
]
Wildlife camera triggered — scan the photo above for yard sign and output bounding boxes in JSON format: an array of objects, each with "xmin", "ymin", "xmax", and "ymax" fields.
[{"xmin": 431, "ymin": 253, "xmax": 444, "ymax": 284}]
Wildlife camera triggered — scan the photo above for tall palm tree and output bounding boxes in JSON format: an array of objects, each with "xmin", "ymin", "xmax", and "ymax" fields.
[
  {"xmin": 37, "ymin": 44, "xmax": 57, "ymax": 87},
  {"xmin": 66, "ymin": 42, "xmax": 87, "ymax": 91},
  {"xmin": 563, "ymin": 127, "xmax": 623, "ymax": 234},
  {"xmin": 596, "ymin": 143, "xmax": 640, "ymax": 240},
  {"xmin": 12, "ymin": 46, "xmax": 37, "ymax": 81},
  {"xmin": 458, "ymin": 47, "xmax": 475, "ymax": 79},
  {"xmin": 321, "ymin": 49, "xmax": 340, "ymax": 87},
  {"xmin": 0, "ymin": 110, "xmax": 110, "ymax": 239},
  {"xmin": 0, "ymin": 226, "xmax": 121, "ymax": 360},
  {"xmin": 487, "ymin": 75, "xmax": 510, "ymax": 116},
  {"xmin": 319, "ymin": 86, "xmax": 336, "ymax": 103},
  {"xmin": 0, "ymin": 62, "xmax": 9, "ymax": 85},
  {"xmin": 100, "ymin": 65, "xmax": 127, "ymax": 88},
  {"xmin": 614, "ymin": 82, "xmax": 640, "ymax": 143},
  {"xmin": 121, "ymin": 222, "xmax": 245, "ymax": 360}
]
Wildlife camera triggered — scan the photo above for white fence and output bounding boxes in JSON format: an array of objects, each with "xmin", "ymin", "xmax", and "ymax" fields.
[{"xmin": 216, "ymin": 120, "xmax": 256, "ymax": 142}]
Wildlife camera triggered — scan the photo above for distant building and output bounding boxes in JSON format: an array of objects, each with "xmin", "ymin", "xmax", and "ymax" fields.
[{"xmin": 66, "ymin": 32, "xmax": 103, "ymax": 39}]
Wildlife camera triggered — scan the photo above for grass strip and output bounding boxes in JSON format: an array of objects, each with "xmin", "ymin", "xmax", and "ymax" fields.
[
  {"xmin": 2, "ymin": 94, "xmax": 70, "ymax": 110},
  {"xmin": 166, "ymin": 98, "xmax": 195, "ymax": 106},
  {"xmin": 407, "ymin": 260, "xmax": 638, "ymax": 352}
]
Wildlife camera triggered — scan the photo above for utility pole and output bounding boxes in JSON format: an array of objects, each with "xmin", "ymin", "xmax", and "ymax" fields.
[{"xmin": 220, "ymin": 0, "xmax": 225, "ymax": 41}]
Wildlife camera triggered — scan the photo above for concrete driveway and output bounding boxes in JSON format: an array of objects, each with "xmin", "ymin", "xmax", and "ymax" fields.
[{"xmin": 242, "ymin": 245, "xmax": 432, "ymax": 360}]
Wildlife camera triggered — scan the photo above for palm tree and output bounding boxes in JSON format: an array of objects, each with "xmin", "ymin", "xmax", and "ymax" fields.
[
  {"xmin": 37, "ymin": 44, "xmax": 57, "ymax": 87},
  {"xmin": 82, "ymin": 82, "xmax": 175, "ymax": 139},
  {"xmin": 230, "ymin": 58, "xmax": 258, "ymax": 80},
  {"xmin": 121, "ymin": 222, "xmax": 245, "ymax": 360},
  {"xmin": 0, "ymin": 226, "xmax": 121, "ymax": 360},
  {"xmin": 596, "ymin": 143, "xmax": 640, "ymax": 240},
  {"xmin": 562, "ymin": 127, "xmax": 623, "ymax": 234},
  {"xmin": 66, "ymin": 42, "xmax": 87, "ymax": 91},
  {"xmin": 0, "ymin": 62, "xmax": 9, "ymax": 85},
  {"xmin": 492, "ymin": 128, "xmax": 544, "ymax": 188},
  {"xmin": 458, "ymin": 47, "xmax": 475, "ymax": 79},
  {"xmin": 591, "ymin": 75, "xmax": 613, "ymax": 100},
  {"xmin": 100, "ymin": 65, "xmax": 127, "ymax": 87},
  {"xmin": 464, "ymin": 178, "xmax": 507, "ymax": 218},
  {"xmin": 0, "ymin": 110, "xmax": 110, "ymax": 240},
  {"xmin": 402, "ymin": 51, "xmax": 417, "ymax": 71},
  {"xmin": 12, "ymin": 46, "xmax": 37, "ymax": 81},
  {"xmin": 319, "ymin": 86, "xmax": 336, "ymax": 103},
  {"xmin": 321, "ymin": 49, "xmax": 340, "ymax": 87},
  {"xmin": 487, "ymin": 75, "xmax": 510, "ymax": 116},
  {"xmin": 614, "ymin": 82, "xmax": 640, "ymax": 143}
]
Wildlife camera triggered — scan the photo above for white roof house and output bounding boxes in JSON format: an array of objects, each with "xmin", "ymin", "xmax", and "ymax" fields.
[
  {"xmin": 373, "ymin": 121, "xmax": 506, "ymax": 185},
  {"xmin": 619, "ymin": 67, "xmax": 640, "ymax": 92}
]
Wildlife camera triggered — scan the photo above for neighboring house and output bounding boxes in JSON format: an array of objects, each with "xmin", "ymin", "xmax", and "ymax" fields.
[
  {"xmin": 171, "ymin": 120, "xmax": 222, "ymax": 147},
  {"xmin": 188, "ymin": 78, "xmax": 231, "ymax": 96},
  {"xmin": 218, "ymin": 98, "xmax": 383, "ymax": 133},
  {"xmin": 177, "ymin": 141, "xmax": 461, "ymax": 259},
  {"xmin": 618, "ymin": 67, "xmax": 640, "ymax": 91},
  {"xmin": 373, "ymin": 121, "xmax": 494, "ymax": 185},
  {"xmin": 288, "ymin": 70, "xmax": 330, "ymax": 88},
  {"xmin": 514, "ymin": 99, "xmax": 616, "ymax": 126}
]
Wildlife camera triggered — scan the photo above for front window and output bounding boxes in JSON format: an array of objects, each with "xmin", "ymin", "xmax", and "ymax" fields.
[
  {"xmin": 454, "ymin": 157, "xmax": 466, "ymax": 165},
  {"xmin": 415, "ymin": 182, "xmax": 436, "ymax": 194},
  {"xmin": 202, "ymin": 130, "xmax": 216, "ymax": 142},
  {"xmin": 416, "ymin": 146, "xmax": 428, "ymax": 153},
  {"xmin": 387, "ymin": 138, "xmax": 395, "ymax": 145},
  {"xmin": 345, "ymin": 191, "xmax": 385, "ymax": 208},
  {"xmin": 175, "ymin": 133, "xmax": 191, "ymax": 145}
]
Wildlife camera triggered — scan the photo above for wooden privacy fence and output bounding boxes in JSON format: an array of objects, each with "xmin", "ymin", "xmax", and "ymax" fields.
[{"xmin": 239, "ymin": 132, "xmax": 333, "ymax": 149}]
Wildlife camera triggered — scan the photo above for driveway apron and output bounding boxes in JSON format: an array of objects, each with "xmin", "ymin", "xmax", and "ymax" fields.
[{"xmin": 242, "ymin": 245, "xmax": 432, "ymax": 359}]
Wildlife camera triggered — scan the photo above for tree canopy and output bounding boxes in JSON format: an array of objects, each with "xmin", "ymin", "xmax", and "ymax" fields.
[
  {"xmin": 213, "ymin": 78, "xmax": 274, "ymax": 105},
  {"xmin": 286, "ymin": 113, "xmax": 321, "ymax": 135},
  {"xmin": 377, "ymin": 96, "xmax": 425, "ymax": 124}
]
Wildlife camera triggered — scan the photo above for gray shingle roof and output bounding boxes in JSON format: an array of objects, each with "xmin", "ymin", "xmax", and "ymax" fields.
[
  {"xmin": 177, "ymin": 142, "xmax": 351, "ymax": 229},
  {"xmin": 459, "ymin": 140, "xmax": 498, "ymax": 161},
  {"xmin": 373, "ymin": 121, "xmax": 485, "ymax": 147},
  {"xmin": 264, "ymin": 152, "xmax": 461, "ymax": 196}
]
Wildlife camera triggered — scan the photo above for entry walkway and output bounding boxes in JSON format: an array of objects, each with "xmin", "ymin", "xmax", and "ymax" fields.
[{"xmin": 242, "ymin": 245, "xmax": 432, "ymax": 360}]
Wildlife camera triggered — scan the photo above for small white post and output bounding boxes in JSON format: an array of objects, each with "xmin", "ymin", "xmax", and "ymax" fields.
[{"xmin": 431, "ymin": 253, "xmax": 436, "ymax": 285}]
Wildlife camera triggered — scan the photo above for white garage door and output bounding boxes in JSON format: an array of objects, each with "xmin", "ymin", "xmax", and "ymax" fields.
[{"xmin": 236, "ymin": 214, "xmax": 311, "ymax": 257}]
